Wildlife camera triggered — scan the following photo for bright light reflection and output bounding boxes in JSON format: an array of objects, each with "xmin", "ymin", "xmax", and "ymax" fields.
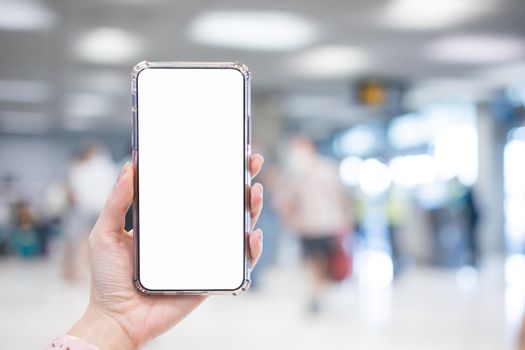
[
  {"xmin": 358, "ymin": 287, "xmax": 392, "ymax": 326},
  {"xmin": 359, "ymin": 158, "xmax": 391, "ymax": 196},
  {"xmin": 504, "ymin": 254, "xmax": 525, "ymax": 328},
  {"xmin": 338, "ymin": 125, "xmax": 376, "ymax": 156},
  {"xmin": 388, "ymin": 113, "xmax": 431, "ymax": 149},
  {"xmin": 389, "ymin": 154, "xmax": 437, "ymax": 188},
  {"xmin": 357, "ymin": 249, "xmax": 394, "ymax": 289},
  {"xmin": 434, "ymin": 123, "xmax": 478, "ymax": 185},
  {"xmin": 504, "ymin": 139, "xmax": 525, "ymax": 244},
  {"xmin": 455, "ymin": 265, "xmax": 478, "ymax": 291},
  {"xmin": 339, "ymin": 156, "xmax": 362, "ymax": 187}
]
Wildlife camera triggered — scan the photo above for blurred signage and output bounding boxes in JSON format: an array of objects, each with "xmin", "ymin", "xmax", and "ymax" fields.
[{"xmin": 354, "ymin": 78, "xmax": 406, "ymax": 113}]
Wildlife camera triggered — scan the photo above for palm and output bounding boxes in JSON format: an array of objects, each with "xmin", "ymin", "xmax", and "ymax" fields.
[{"xmin": 90, "ymin": 226, "xmax": 205, "ymax": 345}]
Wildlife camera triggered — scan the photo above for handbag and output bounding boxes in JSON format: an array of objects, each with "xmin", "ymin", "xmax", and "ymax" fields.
[{"xmin": 328, "ymin": 232, "xmax": 352, "ymax": 282}]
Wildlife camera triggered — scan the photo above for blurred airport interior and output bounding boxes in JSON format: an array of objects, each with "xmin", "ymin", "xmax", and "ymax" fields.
[{"xmin": 1, "ymin": 0, "xmax": 525, "ymax": 349}]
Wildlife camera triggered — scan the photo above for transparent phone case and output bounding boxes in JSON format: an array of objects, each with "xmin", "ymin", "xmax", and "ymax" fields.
[{"xmin": 131, "ymin": 61, "xmax": 252, "ymax": 296}]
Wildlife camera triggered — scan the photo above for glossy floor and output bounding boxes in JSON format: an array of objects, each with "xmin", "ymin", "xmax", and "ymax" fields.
[{"xmin": 0, "ymin": 258, "xmax": 517, "ymax": 349}]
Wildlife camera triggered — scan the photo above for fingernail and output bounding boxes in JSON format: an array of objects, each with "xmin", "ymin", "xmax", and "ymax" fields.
[
  {"xmin": 257, "ymin": 229, "xmax": 263, "ymax": 244},
  {"xmin": 259, "ymin": 154, "xmax": 265, "ymax": 164},
  {"xmin": 255, "ymin": 183, "xmax": 263, "ymax": 194},
  {"xmin": 117, "ymin": 162, "xmax": 131, "ymax": 184}
]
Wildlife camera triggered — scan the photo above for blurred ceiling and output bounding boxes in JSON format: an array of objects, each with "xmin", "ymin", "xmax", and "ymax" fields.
[{"xmin": 1, "ymin": 0, "xmax": 525, "ymax": 133}]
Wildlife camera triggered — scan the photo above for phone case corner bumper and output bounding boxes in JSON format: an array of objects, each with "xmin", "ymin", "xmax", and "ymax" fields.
[
  {"xmin": 231, "ymin": 62, "xmax": 251, "ymax": 80},
  {"xmin": 131, "ymin": 60, "xmax": 151, "ymax": 79}
]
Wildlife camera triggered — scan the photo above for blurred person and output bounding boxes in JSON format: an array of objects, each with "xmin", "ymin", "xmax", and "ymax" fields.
[
  {"xmin": 0, "ymin": 174, "xmax": 17, "ymax": 255},
  {"xmin": 63, "ymin": 141, "xmax": 118, "ymax": 281},
  {"xmin": 425, "ymin": 178, "xmax": 480, "ymax": 267},
  {"xmin": 461, "ymin": 187, "xmax": 480, "ymax": 267},
  {"xmin": 45, "ymin": 154, "xmax": 264, "ymax": 350},
  {"xmin": 278, "ymin": 136, "xmax": 352, "ymax": 313},
  {"xmin": 386, "ymin": 185, "xmax": 410, "ymax": 275},
  {"xmin": 445, "ymin": 178, "xmax": 480, "ymax": 267},
  {"xmin": 41, "ymin": 181, "xmax": 71, "ymax": 255},
  {"xmin": 11, "ymin": 200, "xmax": 40, "ymax": 256}
]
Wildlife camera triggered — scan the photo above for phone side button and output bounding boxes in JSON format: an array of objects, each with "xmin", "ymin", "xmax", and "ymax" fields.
[
  {"xmin": 247, "ymin": 116, "xmax": 252, "ymax": 145},
  {"xmin": 131, "ymin": 110, "xmax": 137, "ymax": 150}
]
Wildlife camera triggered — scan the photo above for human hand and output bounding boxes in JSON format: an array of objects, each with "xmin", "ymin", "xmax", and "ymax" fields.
[{"xmin": 68, "ymin": 154, "xmax": 265, "ymax": 349}]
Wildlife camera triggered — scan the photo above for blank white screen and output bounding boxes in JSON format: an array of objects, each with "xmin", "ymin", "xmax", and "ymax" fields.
[{"xmin": 137, "ymin": 67, "xmax": 245, "ymax": 291}]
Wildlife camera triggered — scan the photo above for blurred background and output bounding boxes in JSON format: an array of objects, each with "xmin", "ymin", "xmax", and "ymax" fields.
[{"xmin": 1, "ymin": 0, "xmax": 525, "ymax": 349}]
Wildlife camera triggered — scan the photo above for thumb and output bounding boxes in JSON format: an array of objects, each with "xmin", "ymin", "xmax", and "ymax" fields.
[{"xmin": 94, "ymin": 162, "xmax": 134, "ymax": 234}]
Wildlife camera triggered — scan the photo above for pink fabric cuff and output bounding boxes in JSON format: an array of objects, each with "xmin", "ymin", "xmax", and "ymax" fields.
[{"xmin": 46, "ymin": 335, "xmax": 101, "ymax": 350}]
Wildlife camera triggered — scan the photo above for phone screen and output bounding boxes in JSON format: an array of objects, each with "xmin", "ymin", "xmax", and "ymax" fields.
[{"xmin": 135, "ymin": 65, "xmax": 248, "ymax": 292}]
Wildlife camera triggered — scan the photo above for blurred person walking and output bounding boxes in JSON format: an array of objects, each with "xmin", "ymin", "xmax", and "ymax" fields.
[
  {"xmin": 63, "ymin": 141, "xmax": 117, "ymax": 281},
  {"xmin": 12, "ymin": 201, "xmax": 39, "ymax": 256},
  {"xmin": 0, "ymin": 174, "xmax": 17, "ymax": 255},
  {"xmin": 279, "ymin": 136, "xmax": 352, "ymax": 313}
]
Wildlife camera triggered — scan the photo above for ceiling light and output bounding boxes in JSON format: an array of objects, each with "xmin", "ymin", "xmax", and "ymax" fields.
[
  {"xmin": 339, "ymin": 156, "xmax": 362, "ymax": 187},
  {"xmin": 478, "ymin": 61, "xmax": 525, "ymax": 87},
  {"xmin": 0, "ymin": 0, "xmax": 55, "ymax": 31},
  {"xmin": 65, "ymin": 92, "xmax": 113, "ymax": 118},
  {"xmin": 75, "ymin": 27, "xmax": 141, "ymax": 65},
  {"xmin": 74, "ymin": 71, "xmax": 127, "ymax": 95},
  {"xmin": 0, "ymin": 80, "xmax": 50, "ymax": 103},
  {"xmin": 187, "ymin": 10, "xmax": 317, "ymax": 51},
  {"xmin": 405, "ymin": 78, "xmax": 488, "ymax": 108},
  {"xmin": 0, "ymin": 111, "xmax": 52, "ymax": 134},
  {"xmin": 383, "ymin": 0, "xmax": 489, "ymax": 30},
  {"xmin": 289, "ymin": 45, "xmax": 370, "ymax": 78},
  {"xmin": 427, "ymin": 34, "xmax": 525, "ymax": 64}
]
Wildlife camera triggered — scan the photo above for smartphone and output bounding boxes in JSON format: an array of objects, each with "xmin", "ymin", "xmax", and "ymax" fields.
[{"xmin": 131, "ymin": 61, "xmax": 251, "ymax": 295}]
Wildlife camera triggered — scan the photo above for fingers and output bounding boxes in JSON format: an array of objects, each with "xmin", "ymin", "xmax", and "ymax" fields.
[
  {"xmin": 249, "ymin": 154, "xmax": 264, "ymax": 178},
  {"xmin": 249, "ymin": 229, "xmax": 263, "ymax": 268},
  {"xmin": 248, "ymin": 154, "xmax": 264, "ymax": 269},
  {"xmin": 250, "ymin": 183, "xmax": 263, "ymax": 230},
  {"xmin": 94, "ymin": 162, "xmax": 134, "ymax": 234}
]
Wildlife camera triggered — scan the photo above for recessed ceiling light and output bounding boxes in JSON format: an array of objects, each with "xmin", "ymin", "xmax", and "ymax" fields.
[
  {"xmin": 383, "ymin": 0, "xmax": 490, "ymax": 30},
  {"xmin": 65, "ymin": 92, "xmax": 113, "ymax": 118},
  {"xmin": 0, "ymin": 0, "xmax": 55, "ymax": 31},
  {"xmin": 75, "ymin": 27, "xmax": 141, "ymax": 65},
  {"xmin": 405, "ymin": 78, "xmax": 489, "ymax": 108},
  {"xmin": 74, "ymin": 71, "xmax": 127, "ymax": 95},
  {"xmin": 187, "ymin": 10, "xmax": 317, "ymax": 51},
  {"xmin": 478, "ymin": 61, "xmax": 525, "ymax": 87},
  {"xmin": 0, "ymin": 80, "xmax": 50, "ymax": 103},
  {"xmin": 0, "ymin": 111, "xmax": 52, "ymax": 134},
  {"xmin": 426, "ymin": 34, "xmax": 525, "ymax": 64},
  {"xmin": 289, "ymin": 45, "xmax": 370, "ymax": 78}
]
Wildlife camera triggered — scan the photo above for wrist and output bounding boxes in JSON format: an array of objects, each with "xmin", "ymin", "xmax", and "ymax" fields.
[{"xmin": 68, "ymin": 305, "xmax": 136, "ymax": 350}]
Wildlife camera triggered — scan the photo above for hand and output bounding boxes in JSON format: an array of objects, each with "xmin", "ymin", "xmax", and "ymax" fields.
[{"xmin": 68, "ymin": 154, "xmax": 265, "ymax": 349}]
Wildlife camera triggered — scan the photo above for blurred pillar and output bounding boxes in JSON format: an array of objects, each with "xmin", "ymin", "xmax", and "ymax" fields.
[{"xmin": 475, "ymin": 103, "xmax": 506, "ymax": 258}]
